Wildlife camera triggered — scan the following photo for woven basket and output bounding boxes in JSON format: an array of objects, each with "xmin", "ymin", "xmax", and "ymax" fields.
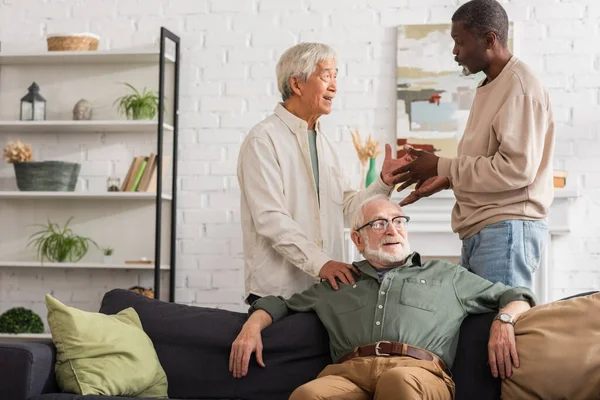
[
  {"xmin": 13, "ymin": 161, "xmax": 81, "ymax": 191},
  {"xmin": 47, "ymin": 33, "xmax": 99, "ymax": 51}
]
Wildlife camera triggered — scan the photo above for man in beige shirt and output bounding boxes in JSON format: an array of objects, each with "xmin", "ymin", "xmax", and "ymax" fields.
[
  {"xmin": 395, "ymin": 0, "xmax": 555, "ymax": 288},
  {"xmin": 238, "ymin": 43, "xmax": 409, "ymax": 302}
]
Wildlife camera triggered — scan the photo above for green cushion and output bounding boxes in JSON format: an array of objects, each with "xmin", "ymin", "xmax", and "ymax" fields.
[{"xmin": 46, "ymin": 294, "xmax": 168, "ymax": 398}]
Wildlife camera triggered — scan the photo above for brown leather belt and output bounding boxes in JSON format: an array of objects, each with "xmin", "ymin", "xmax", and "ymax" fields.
[{"xmin": 339, "ymin": 341, "xmax": 447, "ymax": 372}]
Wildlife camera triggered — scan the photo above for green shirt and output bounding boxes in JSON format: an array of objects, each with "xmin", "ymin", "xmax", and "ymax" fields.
[
  {"xmin": 251, "ymin": 253, "xmax": 536, "ymax": 368},
  {"xmin": 307, "ymin": 129, "xmax": 319, "ymax": 199}
]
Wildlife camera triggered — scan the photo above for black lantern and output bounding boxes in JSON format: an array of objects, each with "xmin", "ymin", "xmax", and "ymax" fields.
[{"xmin": 20, "ymin": 82, "xmax": 46, "ymax": 121}]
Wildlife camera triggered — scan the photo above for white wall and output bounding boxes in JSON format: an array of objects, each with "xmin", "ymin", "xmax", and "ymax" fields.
[{"xmin": 0, "ymin": 0, "xmax": 598, "ymax": 319}]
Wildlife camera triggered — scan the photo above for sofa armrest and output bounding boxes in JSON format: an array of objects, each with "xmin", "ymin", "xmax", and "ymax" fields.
[{"xmin": 0, "ymin": 341, "xmax": 59, "ymax": 400}]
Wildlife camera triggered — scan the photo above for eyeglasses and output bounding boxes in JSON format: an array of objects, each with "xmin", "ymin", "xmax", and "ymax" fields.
[{"xmin": 355, "ymin": 216, "xmax": 410, "ymax": 232}]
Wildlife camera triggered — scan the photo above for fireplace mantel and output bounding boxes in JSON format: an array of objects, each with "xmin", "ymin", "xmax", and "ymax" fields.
[{"xmin": 344, "ymin": 188, "xmax": 580, "ymax": 304}]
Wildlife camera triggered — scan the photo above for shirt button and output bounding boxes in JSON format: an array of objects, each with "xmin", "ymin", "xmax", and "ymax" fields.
[
  {"xmin": 380, "ymin": 291, "xmax": 385, "ymax": 295},
  {"xmin": 378, "ymin": 305, "xmax": 383, "ymax": 309},
  {"xmin": 375, "ymin": 321, "xmax": 381, "ymax": 326},
  {"xmin": 420, "ymin": 279, "xmax": 426, "ymax": 284}
]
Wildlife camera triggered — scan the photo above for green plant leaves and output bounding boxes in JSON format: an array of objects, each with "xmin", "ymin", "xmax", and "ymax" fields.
[
  {"xmin": 0, "ymin": 307, "xmax": 44, "ymax": 333},
  {"xmin": 113, "ymin": 82, "xmax": 160, "ymax": 120},
  {"xmin": 27, "ymin": 217, "xmax": 97, "ymax": 263}
]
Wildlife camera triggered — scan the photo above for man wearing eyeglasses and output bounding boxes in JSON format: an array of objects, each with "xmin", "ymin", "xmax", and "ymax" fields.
[{"xmin": 230, "ymin": 195, "xmax": 535, "ymax": 399}]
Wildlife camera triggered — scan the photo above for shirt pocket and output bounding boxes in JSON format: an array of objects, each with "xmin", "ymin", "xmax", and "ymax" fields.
[
  {"xmin": 399, "ymin": 278, "xmax": 441, "ymax": 312},
  {"xmin": 328, "ymin": 166, "xmax": 345, "ymax": 205}
]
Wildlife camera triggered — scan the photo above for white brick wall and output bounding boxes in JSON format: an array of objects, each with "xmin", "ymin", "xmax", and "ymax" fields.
[{"xmin": 0, "ymin": 0, "xmax": 599, "ymax": 323}]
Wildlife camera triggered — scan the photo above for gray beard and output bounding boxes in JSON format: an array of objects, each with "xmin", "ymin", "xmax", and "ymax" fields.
[
  {"xmin": 461, "ymin": 65, "xmax": 473, "ymax": 76},
  {"xmin": 363, "ymin": 241, "xmax": 411, "ymax": 266}
]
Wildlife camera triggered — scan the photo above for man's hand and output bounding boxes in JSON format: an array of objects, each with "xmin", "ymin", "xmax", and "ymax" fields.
[
  {"xmin": 488, "ymin": 320, "xmax": 519, "ymax": 379},
  {"xmin": 391, "ymin": 146, "xmax": 440, "ymax": 186},
  {"xmin": 229, "ymin": 310, "xmax": 272, "ymax": 378},
  {"xmin": 399, "ymin": 176, "xmax": 450, "ymax": 207},
  {"xmin": 319, "ymin": 260, "xmax": 360, "ymax": 290},
  {"xmin": 381, "ymin": 144, "xmax": 415, "ymax": 187}
]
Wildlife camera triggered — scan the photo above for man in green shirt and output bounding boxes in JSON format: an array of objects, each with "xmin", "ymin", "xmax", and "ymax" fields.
[{"xmin": 229, "ymin": 196, "xmax": 535, "ymax": 399}]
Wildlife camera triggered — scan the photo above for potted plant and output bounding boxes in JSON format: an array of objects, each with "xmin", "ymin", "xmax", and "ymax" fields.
[
  {"xmin": 2, "ymin": 140, "xmax": 81, "ymax": 191},
  {"xmin": 114, "ymin": 83, "xmax": 160, "ymax": 120},
  {"xmin": 28, "ymin": 217, "xmax": 97, "ymax": 263},
  {"xmin": 0, "ymin": 307, "xmax": 44, "ymax": 334},
  {"xmin": 350, "ymin": 129, "xmax": 382, "ymax": 188},
  {"xmin": 102, "ymin": 247, "xmax": 114, "ymax": 264}
]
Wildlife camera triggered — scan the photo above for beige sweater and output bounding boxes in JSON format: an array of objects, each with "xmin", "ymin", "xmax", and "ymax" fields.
[{"xmin": 437, "ymin": 57, "xmax": 555, "ymax": 239}]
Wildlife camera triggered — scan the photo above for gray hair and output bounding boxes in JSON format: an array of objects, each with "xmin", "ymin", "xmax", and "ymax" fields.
[
  {"xmin": 276, "ymin": 43, "xmax": 337, "ymax": 102},
  {"xmin": 350, "ymin": 195, "xmax": 402, "ymax": 232},
  {"xmin": 452, "ymin": 0, "xmax": 509, "ymax": 47}
]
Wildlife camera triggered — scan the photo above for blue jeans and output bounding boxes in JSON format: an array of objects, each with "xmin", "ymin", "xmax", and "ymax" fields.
[{"xmin": 460, "ymin": 220, "xmax": 548, "ymax": 288}]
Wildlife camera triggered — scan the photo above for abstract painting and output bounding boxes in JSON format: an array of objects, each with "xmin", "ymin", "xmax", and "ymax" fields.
[{"xmin": 396, "ymin": 23, "xmax": 514, "ymax": 157}]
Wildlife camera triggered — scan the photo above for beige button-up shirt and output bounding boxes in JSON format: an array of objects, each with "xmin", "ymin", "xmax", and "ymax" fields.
[{"xmin": 238, "ymin": 104, "xmax": 393, "ymax": 298}]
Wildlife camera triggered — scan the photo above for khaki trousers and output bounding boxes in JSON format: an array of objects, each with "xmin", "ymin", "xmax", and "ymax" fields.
[{"xmin": 289, "ymin": 356, "xmax": 455, "ymax": 400}]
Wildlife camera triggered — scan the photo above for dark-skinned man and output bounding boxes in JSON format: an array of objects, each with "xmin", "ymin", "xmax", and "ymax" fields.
[{"xmin": 395, "ymin": 0, "xmax": 555, "ymax": 288}]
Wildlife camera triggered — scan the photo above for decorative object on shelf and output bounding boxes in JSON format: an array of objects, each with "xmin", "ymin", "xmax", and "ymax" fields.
[
  {"xmin": 102, "ymin": 247, "xmax": 114, "ymax": 264},
  {"xmin": 365, "ymin": 158, "xmax": 379, "ymax": 188},
  {"xmin": 46, "ymin": 33, "xmax": 100, "ymax": 51},
  {"xmin": 0, "ymin": 307, "xmax": 44, "ymax": 334},
  {"xmin": 20, "ymin": 82, "xmax": 46, "ymax": 121},
  {"xmin": 554, "ymin": 170, "xmax": 567, "ymax": 188},
  {"xmin": 3, "ymin": 140, "xmax": 81, "ymax": 191},
  {"xmin": 125, "ymin": 257, "xmax": 152, "ymax": 265},
  {"xmin": 128, "ymin": 286, "xmax": 155, "ymax": 299},
  {"xmin": 13, "ymin": 161, "xmax": 81, "ymax": 192},
  {"xmin": 2, "ymin": 140, "xmax": 33, "ymax": 163},
  {"xmin": 114, "ymin": 83, "xmax": 160, "ymax": 120},
  {"xmin": 72, "ymin": 99, "xmax": 93, "ymax": 120},
  {"xmin": 28, "ymin": 217, "xmax": 97, "ymax": 263},
  {"xmin": 106, "ymin": 176, "xmax": 120, "ymax": 192},
  {"xmin": 351, "ymin": 128, "xmax": 381, "ymax": 188}
]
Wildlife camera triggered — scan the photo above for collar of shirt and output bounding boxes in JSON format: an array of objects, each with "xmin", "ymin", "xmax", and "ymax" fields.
[
  {"xmin": 353, "ymin": 252, "xmax": 423, "ymax": 280},
  {"xmin": 274, "ymin": 103, "xmax": 322, "ymax": 136}
]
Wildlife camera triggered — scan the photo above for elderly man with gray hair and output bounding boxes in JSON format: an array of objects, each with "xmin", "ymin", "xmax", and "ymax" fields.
[
  {"xmin": 237, "ymin": 43, "xmax": 409, "ymax": 304},
  {"xmin": 230, "ymin": 195, "xmax": 535, "ymax": 399}
]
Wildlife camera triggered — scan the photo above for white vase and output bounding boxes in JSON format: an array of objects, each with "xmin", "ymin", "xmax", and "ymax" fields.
[{"xmin": 103, "ymin": 255, "xmax": 113, "ymax": 264}]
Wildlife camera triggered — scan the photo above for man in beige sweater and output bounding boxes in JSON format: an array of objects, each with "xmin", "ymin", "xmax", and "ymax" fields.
[{"xmin": 395, "ymin": 0, "xmax": 555, "ymax": 288}]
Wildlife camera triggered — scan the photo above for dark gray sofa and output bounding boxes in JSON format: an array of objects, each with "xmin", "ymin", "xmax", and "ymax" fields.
[{"xmin": 5, "ymin": 289, "xmax": 587, "ymax": 400}]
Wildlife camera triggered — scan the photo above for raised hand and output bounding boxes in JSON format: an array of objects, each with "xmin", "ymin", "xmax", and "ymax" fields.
[{"xmin": 380, "ymin": 143, "xmax": 415, "ymax": 187}]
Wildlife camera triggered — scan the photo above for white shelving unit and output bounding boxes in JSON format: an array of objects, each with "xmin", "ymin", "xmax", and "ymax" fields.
[
  {"xmin": 0, "ymin": 261, "xmax": 169, "ymax": 270},
  {"xmin": 0, "ymin": 28, "xmax": 180, "ymax": 303},
  {"xmin": 0, "ymin": 191, "xmax": 172, "ymax": 201},
  {"xmin": 0, "ymin": 120, "xmax": 174, "ymax": 133},
  {"xmin": 0, "ymin": 333, "xmax": 52, "ymax": 342},
  {"xmin": 0, "ymin": 49, "xmax": 175, "ymax": 65}
]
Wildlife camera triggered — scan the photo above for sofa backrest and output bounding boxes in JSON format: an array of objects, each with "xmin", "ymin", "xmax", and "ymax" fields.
[{"xmin": 99, "ymin": 289, "xmax": 331, "ymax": 400}]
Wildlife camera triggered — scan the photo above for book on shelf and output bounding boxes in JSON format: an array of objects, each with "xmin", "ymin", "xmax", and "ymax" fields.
[
  {"xmin": 137, "ymin": 153, "xmax": 156, "ymax": 192},
  {"xmin": 121, "ymin": 154, "xmax": 169, "ymax": 193}
]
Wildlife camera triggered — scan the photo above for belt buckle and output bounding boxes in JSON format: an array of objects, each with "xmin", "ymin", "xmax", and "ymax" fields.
[{"xmin": 375, "ymin": 341, "xmax": 391, "ymax": 356}]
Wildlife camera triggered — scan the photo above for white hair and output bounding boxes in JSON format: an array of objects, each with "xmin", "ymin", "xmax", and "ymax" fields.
[
  {"xmin": 351, "ymin": 195, "xmax": 402, "ymax": 232},
  {"xmin": 276, "ymin": 43, "xmax": 337, "ymax": 102}
]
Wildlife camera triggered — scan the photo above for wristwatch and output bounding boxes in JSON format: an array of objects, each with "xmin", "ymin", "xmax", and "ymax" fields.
[{"xmin": 494, "ymin": 313, "xmax": 515, "ymax": 325}]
